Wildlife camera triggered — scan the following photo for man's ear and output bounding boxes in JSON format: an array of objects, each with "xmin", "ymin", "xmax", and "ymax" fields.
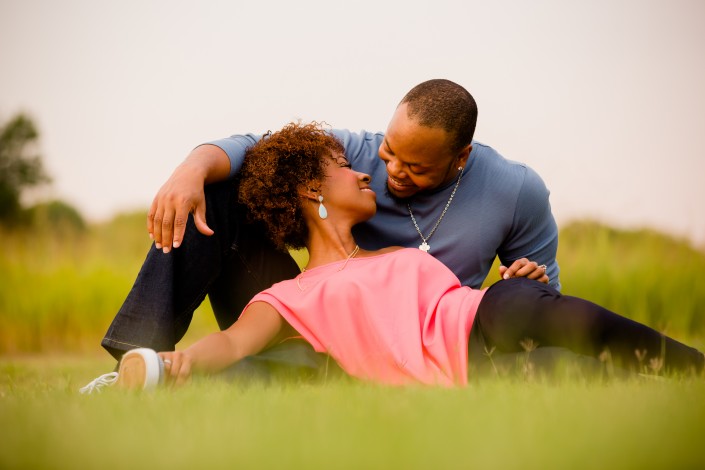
[{"xmin": 456, "ymin": 144, "xmax": 472, "ymax": 168}]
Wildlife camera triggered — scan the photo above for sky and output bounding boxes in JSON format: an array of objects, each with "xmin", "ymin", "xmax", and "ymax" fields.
[{"xmin": 1, "ymin": 0, "xmax": 704, "ymax": 248}]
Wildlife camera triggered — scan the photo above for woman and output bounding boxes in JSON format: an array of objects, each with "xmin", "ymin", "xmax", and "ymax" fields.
[{"xmin": 81, "ymin": 122, "xmax": 703, "ymax": 392}]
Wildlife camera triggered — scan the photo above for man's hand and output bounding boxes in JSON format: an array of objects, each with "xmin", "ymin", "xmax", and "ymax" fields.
[
  {"xmin": 147, "ymin": 145, "xmax": 231, "ymax": 252},
  {"xmin": 499, "ymin": 258, "xmax": 549, "ymax": 284},
  {"xmin": 148, "ymin": 163, "xmax": 213, "ymax": 253}
]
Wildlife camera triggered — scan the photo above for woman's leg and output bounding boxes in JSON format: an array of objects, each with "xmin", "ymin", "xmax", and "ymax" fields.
[{"xmin": 474, "ymin": 278, "xmax": 704, "ymax": 374}]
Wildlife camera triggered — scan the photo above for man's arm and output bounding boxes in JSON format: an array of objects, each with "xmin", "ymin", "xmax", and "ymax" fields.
[
  {"xmin": 148, "ymin": 134, "xmax": 261, "ymax": 252},
  {"xmin": 148, "ymin": 144, "xmax": 228, "ymax": 252},
  {"xmin": 498, "ymin": 165, "xmax": 561, "ymax": 290},
  {"xmin": 148, "ymin": 131, "xmax": 376, "ymax": 252}
]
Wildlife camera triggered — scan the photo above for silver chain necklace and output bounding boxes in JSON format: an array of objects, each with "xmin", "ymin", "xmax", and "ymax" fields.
[{"xmin": 407, "ymin": 168, "xmax": 463, "ymax": 253}]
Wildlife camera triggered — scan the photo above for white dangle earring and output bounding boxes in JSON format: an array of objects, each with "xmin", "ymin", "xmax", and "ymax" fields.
[{"xmin": 318, "ymin": 195, "xmax": 328, "ymax": 219}]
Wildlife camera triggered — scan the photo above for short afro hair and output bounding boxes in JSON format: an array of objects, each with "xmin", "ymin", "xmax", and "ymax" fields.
[
  {"xmin": 238, "ymin": 121, "xmax": 344, "ymax": 251},
  {"xmin": 400, "ymin": 79, "xmax": 478, "ymax": 152}
]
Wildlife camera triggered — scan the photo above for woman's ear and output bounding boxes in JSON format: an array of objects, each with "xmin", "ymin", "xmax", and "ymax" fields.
[{"xmin": 299, "ymin": 185, "xmax": 320, "ymax": 201}]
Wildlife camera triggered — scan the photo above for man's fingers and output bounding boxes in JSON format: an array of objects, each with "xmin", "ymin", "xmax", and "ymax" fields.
[
  {"xmin": 502, "ymin": 258, "xmax": 548, "ymax": 281},
  {"xmin": 524, "ymin": 264, "xmax": 543, "ymax": 279},
  {"xmin": 502, "ymin": 259, "xmax": 527, "ymax": 279},
  {"xmin": 147, "ymin": 199, "xmax": 158, "ymax": 240},
  {"xmin": 160, "ymin": 214, "xmax": 175, "ymax": 253},
  {"xmin": 171, "ymin": 207, "xmax": 191, "ymax": 249},
  {"xmin": 192, "ymin": 203, "xmax": 214, "ymax": 238},
  {"xmin": 151, "ymin": 199, "xmax": 210, "ymax": 252},
  {"xmin": 525, "ymin": 268, "xmax": 547, "ymax": 280},
  {"xmin": 528, "ymin": 271, "xmax": 550, "ymax": 284},
  {"xmin": 158, "ymin": 197, "xmax": 186, "ymax": 252},
  {"xmin": 151, "ymin": 207, "xmax": 165, "ymax": 249}
]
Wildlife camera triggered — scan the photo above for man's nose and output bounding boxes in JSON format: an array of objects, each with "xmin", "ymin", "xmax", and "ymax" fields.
[{"xmin": 386, "ymin": 157, "xmax": 403, "ymax": 176}]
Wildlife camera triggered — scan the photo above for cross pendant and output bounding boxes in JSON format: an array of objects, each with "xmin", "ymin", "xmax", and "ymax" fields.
[{"xmin": 419, "ymin": 242, "xmax": 430, "ymax": 252}]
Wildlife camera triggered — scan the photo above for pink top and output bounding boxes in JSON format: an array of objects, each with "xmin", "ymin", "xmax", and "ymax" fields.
[{"xmin": 248, "ymin": 248, "xmax": 487, "ymax": 386}]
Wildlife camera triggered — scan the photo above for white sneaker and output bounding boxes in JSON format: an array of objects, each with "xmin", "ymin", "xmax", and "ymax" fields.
[
  {"xmin": 79, "ymin": 348, "xmax": 164, "ymax": 394},
  {"xmin": 78, "ymin": 371, "xmax": 119, "ymax": 393}
]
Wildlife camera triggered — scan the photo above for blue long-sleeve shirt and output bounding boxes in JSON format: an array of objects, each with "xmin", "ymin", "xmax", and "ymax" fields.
[{"xmin": 209, "ymin": 129, "xmax": 561, "ymax": 290}]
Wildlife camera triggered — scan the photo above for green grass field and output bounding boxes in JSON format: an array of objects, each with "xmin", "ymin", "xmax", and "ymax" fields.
[
  {"xmin": 2, "ymin": 356, "xmax": 704, "ymax": 469},
  {"xmin": 1, "ymin": 214, "xmax": 704, "ymax": 468}
]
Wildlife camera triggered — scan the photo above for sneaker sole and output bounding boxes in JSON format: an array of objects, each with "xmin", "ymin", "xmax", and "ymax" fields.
[{"xmin": 116, "ymin": 348, "xmax": 163, "ymax": 391}]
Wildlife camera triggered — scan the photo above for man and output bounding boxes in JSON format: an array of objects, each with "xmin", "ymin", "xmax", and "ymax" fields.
[{"xmin": 101, "ymin": 79, "xmax": 558, "ymax": 367}]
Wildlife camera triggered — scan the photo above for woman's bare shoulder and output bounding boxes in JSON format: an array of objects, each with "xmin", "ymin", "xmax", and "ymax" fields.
[{"xmin": 359, "ymin": 246, "xmax": 406, "ymax": 257}]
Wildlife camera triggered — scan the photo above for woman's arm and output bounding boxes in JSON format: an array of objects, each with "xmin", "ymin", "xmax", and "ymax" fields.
[{"xmin": 159, "ymin": 301, "xmax": 293, "ymax": 385}]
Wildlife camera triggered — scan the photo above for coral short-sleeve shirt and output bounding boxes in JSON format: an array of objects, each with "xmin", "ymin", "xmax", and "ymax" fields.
[{"xmin": 248, "ymin": 248, "xmax": 486, "ymax": 386}]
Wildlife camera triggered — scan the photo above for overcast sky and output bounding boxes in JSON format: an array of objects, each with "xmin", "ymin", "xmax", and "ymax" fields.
[{"xmin": 2, "ymin": 0, "xmax": 704, "ymax": 248}]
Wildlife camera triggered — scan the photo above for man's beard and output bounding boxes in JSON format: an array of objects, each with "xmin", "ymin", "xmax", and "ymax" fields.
[{"xmin": 384, "ymin": 182, "xmax": 414, "ymax": 204}]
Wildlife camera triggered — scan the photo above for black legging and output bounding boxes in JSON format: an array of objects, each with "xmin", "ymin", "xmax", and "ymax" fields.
[{"xmin": 472, "ymin": 278, "xmax": 704, "ymax": 374}]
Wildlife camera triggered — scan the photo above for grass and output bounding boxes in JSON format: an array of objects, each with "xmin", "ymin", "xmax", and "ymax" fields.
[
  {"xmin": 556, "ymin": 221, "xmax": 705, "ymax": 335},
  {"xmin": 0, "ymin": 213, "xmax": 705, "ymax": 469},
  {"xmin": 0, "ymin": 212, "xmax": 218, "ymax": 353},
  {"xmin": 2, "ymin": 214, "xmax": 705, "ymax": 468},
  {"xmin": 1, "ymin": 356, "xmax": 704, "ymax": 469},
  {"xmin": 2, "ymin": 214, "xmax": 704, "ymax": 355}
]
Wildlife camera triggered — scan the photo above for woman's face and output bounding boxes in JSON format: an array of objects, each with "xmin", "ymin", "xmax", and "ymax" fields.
[{"xmin": 319, "ymin": 151, "xmax": 376, "ymax": 223}]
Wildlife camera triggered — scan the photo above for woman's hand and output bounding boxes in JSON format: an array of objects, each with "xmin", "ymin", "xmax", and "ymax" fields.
[
  {"xmin": 158, "ymin": 351, "xmax": 194, "ymax": 387},
  {"xmin": 499, "ymin": 258, "xmax": 549, "ymax": 284}
]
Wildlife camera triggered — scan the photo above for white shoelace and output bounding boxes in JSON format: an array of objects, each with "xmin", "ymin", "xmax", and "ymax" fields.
[{"xmin": 79, "ymin": 372, "xmax": 119, "ymax": 394}]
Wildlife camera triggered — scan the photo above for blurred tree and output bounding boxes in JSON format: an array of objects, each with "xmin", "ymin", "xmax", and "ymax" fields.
[
  {"xmin": 27, "ymin": 200, "xmax": 86, "ymax": 234},
  {"xmin": 0, "ymin": 113, "xmax": 51, "ymax": 222}
]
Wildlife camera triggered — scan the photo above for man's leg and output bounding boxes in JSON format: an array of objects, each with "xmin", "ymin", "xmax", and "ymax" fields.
[{"xmin": 101, "ymin": 180, "xmax": 302, "ymax": 361}]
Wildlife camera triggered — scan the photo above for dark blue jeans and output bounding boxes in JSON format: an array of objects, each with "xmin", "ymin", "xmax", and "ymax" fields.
[{"xmin": 101, "ymin": 180, "xmax": 327, "ymax": 377}]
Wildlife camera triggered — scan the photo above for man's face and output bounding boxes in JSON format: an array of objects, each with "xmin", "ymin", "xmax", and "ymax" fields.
[{"xmin": 378, "ymin": 103, "xmax": 467, "ymax": 200}]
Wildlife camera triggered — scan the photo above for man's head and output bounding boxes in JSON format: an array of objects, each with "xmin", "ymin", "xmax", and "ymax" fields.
[{"xmin": 379, "ymin": 79, "xmax": 478, "ymax": 199}]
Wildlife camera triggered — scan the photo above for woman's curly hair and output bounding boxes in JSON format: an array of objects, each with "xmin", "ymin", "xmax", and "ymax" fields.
[{"xmin": 238, "ymin": 121, "xmax": 344, "ymax": 251}]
